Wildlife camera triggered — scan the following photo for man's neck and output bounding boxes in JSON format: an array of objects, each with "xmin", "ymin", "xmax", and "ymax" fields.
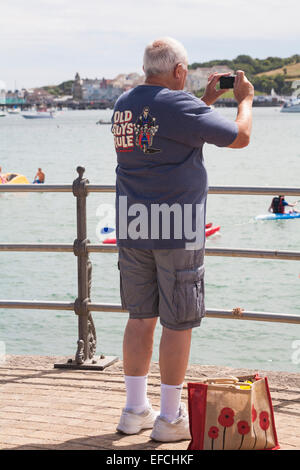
[
  {"xmin": 144, "ymin": 80, "xmax": 167, "ymax": 88},
  {"xmin": 144, "ymin": 74, "xmax": 173, "ymax": 89}
]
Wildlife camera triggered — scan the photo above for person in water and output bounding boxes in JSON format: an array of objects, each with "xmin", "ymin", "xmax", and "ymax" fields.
[
  {"xmin": 33, "ymin": 168, "xmax": 45, "ymax": 184},
  {"xmin": 0, "ymin": 166, "xmax": 7, "ymax": 183},
  {"xmin": 268, "ymin": 195, "xmax": 299, "ymax": 214}
]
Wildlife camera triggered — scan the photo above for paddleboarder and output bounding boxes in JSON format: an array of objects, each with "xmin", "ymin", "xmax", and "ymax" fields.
[{"xmin": 268, "ymin": 195, "xmax": 299, "ymax": 214}]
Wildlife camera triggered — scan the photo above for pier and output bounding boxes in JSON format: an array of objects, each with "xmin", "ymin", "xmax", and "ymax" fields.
[
  {"xmin": 0, "ymin": 356, "xmax": 299, "ymax": 450},
  {"xmin": 1, "ymin": 168, "xmax": 300, "ymax": 450}
]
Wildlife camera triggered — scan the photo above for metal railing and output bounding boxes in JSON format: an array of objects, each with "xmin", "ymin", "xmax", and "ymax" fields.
[{"xmin": 1, "ymin": 166, "xmax": 300, "ymax": 370}]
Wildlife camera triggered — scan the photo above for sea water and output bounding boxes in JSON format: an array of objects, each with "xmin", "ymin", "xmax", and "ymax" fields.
[{"xmin": 0, "ymin": 107, "xmax": 299, "ymax": 372}]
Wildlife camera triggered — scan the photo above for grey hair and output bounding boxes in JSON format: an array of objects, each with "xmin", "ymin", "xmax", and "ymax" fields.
[{"xmin": 143, "ymin": 37, "xmax": 188, "ymax": 77}]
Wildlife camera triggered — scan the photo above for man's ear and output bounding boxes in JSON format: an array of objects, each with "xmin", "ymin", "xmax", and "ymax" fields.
[{"xmin": 174, "ymin": 64, "xmax": 180, "ymax": 78}]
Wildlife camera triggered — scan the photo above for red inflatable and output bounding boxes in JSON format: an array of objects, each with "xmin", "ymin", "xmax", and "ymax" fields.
[
  {"xmin": 205, "ymin": 226, "xmax": 220, "ymax": 237},
  {"xmin": 102, "ymin": 224, "xmax": 220, "ymax": 244}
]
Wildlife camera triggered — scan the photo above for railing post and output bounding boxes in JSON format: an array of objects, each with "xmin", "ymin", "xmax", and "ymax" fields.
[
  {"xmin": 73, "ymin": 166, "xmax": 95, "ymax": 364},
  {"xmin": 54, "ymin": 166, "xmax": 118, "ymax": 370}
]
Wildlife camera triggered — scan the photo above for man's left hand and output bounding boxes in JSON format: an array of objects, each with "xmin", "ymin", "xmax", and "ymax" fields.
[{"xmin": 201, "ymin": 73, "xmax": 231, "ymax": 106}]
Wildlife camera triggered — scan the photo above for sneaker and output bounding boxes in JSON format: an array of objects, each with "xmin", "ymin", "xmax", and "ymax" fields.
[
  {"xmin": 116, "ymin": 406, "xmax": 158, "ymax": 435},
  {"xmin": 150, "ymin": 402, "xmax": 191, "ymax": 442}
]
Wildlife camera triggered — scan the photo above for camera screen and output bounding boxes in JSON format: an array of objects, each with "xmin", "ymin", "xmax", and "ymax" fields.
[{"xmin": 219, "ymin": 76, "xmax": 235, "ymax": 89}]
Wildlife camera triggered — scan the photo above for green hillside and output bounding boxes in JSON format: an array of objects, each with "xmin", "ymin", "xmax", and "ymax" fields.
[
  {"xmin": 189, "ymin": 54, "xmax": 300, "ymax": 95},
  {"xmin": 43, "ymin": 80, "xmax": 74, "ymax": 96},
  {"xmin": 256, "ymin": 62, "xmax": 300, "ymax": 80}
]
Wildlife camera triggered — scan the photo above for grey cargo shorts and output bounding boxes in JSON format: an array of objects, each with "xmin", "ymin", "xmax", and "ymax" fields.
[{"xmin": 118, "ymin": 247, "xmax": 205, "ymax": 330}]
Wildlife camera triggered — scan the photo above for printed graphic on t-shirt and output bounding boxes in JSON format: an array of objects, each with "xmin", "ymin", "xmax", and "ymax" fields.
[
  {"xmin": 112, "ymin": 110, "xmax": 135, "ymax": 152},
  {"xmin": 134, "ymin": 107, "xmax": 161, "ymax": 154},
  {"xmin": 112, "ymin": 107, "xmax": 161, "ymax": 154}
]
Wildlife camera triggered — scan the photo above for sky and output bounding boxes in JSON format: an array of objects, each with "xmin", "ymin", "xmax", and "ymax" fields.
[{"xmin": 1, "ymin": 0, "xmax": 300, "ymax": 90}]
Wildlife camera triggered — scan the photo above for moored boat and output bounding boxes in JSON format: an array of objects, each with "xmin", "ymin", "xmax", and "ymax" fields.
[
  {"xmin": 7, "ymin": 107, "xmax": 21, "ymax": 115},
  {"xmin": 22, "ymin": 110, "xmax": 56, "ymax": 119},
  {"xmin": 96, "ymin": 119, "xmax": 111, "ymax": 125},
  {"xmin": 280, "ymin": 98, "xmax": 300, "ymax": 113}
]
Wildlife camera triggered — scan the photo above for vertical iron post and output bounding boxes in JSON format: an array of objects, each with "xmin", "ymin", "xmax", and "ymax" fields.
[
  {"xmin": 54, "ymin": 166, "xmax": 118, "ymax": 370},
  {"xmin": 73, "ymin": 166, "xmax": 94, "ymax": 364}
]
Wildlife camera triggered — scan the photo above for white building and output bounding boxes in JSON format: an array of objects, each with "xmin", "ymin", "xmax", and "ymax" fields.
[
  {"xmin": 81, "ymin": 80, "xmax": 123, "ymax": 102},
  {"xmin": 80, "ymin": 73, "xmax": 144, "ymax": 101},
  {"xmin": 72, "ymin": 73, "xmax": 127, "ymax": 102},
  {"xmin": 185, "ymin": 66, "xmax": 234, "ymax": 92},
  {"xmin": 111, "ymin": 73, "xmax": 144, "ymax": 90}
]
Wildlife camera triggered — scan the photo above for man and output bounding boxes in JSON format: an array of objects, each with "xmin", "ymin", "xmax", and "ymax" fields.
[
  {"xmin": 33, "ymin": 168, "xmax": 45, "ymax": 184},
  {"xmin": 268, "ymin": 195, "xmax": 299, "ymax": 214},
  {"xmin": 112, "ymin": 37, "xmax": 254, "ymax": 442}
]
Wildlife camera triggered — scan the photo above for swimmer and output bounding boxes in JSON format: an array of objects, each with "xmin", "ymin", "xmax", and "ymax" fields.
[{"xmin": 33, "ymin": 168, "xmax": 45, "ymax": 184}]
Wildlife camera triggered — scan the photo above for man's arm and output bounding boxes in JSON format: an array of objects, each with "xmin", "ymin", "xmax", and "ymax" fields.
[
  {"xmin": 227, "ymin": 71, "xmax": 254, "ymax": 149},
  {"xmin": 200, "ymin": 70, "xmax": 254, "ymax": 149}
]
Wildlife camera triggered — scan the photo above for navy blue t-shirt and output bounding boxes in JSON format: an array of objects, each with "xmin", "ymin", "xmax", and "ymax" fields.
[{"xmin": 112, "ymin": 85, "xmax": 238, "ymax": 249}]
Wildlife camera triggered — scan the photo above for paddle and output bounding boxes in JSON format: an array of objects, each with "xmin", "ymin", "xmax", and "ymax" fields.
[{"xmin": 291, "ymin": 200, "xmax": 300, "ymax": 213}]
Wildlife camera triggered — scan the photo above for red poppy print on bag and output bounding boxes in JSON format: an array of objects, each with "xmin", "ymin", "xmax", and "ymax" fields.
[
  {"xmin": 208, "ymin": 426, "xmax": 219, "ymax": 450},
  {"xmin": 218, "ymin": 407, "xmax": 235, "ymax": 449}
]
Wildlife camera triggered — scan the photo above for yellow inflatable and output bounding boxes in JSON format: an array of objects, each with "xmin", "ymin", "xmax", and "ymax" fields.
[{"xmin": 0, "ymin": 173, "xmax": 29, "ymax": 184}]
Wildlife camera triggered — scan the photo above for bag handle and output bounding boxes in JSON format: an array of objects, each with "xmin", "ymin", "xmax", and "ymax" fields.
[
  {"xmin": 202, "ymin": 377, "xmax": 253, "ymax": 390},
  {"xmin": 202, "ymin": 376, "xmax": 239, "ymax": 384}
]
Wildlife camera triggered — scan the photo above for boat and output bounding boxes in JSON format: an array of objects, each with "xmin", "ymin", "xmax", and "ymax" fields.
[
  {"xmin": 100, "ymin": 227, "xmax": 115, "ymax": 235},
  {"xmin": 205, "ymin": 225, "xmax": 221, "ymax": 237},
  {"xmin": 96, "ymin": 119, "xmax": 111, "ymax": 125},
  {"xmin": 255, "ymin": 212, "xmax": 300, "ymax": 220},
  {"xmin": 22, "ymin": 110, "xmax": 56, "ymax": 119},
  {"xmin": 100, "ymin": 223, "xmax": 221, "ymax": 244},
  {"xmin": 7, "ymin": 107, "xmax": 21, "ymax": 115},
  {"xmin": 280, "ymin": 98, "xmax": 300, "ymax": 113},
  {"xmin": 102, "ymin": 238, "xmax": 116, "ymax": 244},
  {"xmin": 0, "ymin": 173, "xmax": 29, "ymax": 184}
]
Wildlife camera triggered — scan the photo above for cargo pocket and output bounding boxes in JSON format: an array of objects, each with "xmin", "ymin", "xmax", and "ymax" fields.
[
  {"xmin": 118, "ymin": 261, "xmax": 127, "ymax": 310},
  {"xmin": 173, "ymin": 265, "xmax": 205, "ymax": 324}
]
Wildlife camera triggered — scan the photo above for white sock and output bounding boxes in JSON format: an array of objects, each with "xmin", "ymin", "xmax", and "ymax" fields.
[
  {"xmin": 124, "ymin": 375, "xmax": 150, "ymax": 414},
  {"xmin": 160, "ymin": 383, "xmax": 183, "ymax": 422}
]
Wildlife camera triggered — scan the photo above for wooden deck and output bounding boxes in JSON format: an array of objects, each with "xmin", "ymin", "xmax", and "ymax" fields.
[{"xmin": 0, "ymin": 355, "xmax": 299, "ymax": 450}]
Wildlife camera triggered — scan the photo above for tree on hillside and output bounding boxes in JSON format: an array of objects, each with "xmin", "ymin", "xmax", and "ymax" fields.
[
  {"xmin": 235, "ymin": 55, "xmax": 255, "ymax": 65},
  {"xmin": 252, "ymin": 74, "xmax": 292, "ymax": 95}
]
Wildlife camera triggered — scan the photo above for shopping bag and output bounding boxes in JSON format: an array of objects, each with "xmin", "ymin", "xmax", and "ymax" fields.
[{"xmin": 187, "ymin": 375, "xmax": 279, "ymax": 450}]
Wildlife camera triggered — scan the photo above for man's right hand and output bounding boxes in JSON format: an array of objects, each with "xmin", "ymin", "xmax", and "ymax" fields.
[
  {"xmin": 233, "ymin": 70, "xmax": 254, "ymax": 104},
  {"xmin": 227, "ymin": 71, "xmax": 254, "ymax": 149}
]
